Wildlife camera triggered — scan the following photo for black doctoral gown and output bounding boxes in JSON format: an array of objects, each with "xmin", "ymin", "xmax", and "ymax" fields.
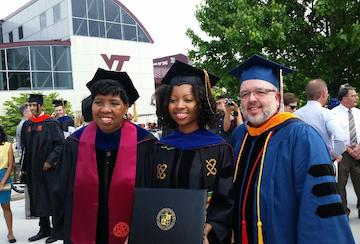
[
  {"xmin": 52, "ymin": 124, "xmax": 157, "ymax": 244},
  {"xmin": 151, "ymin": 129, "xmax": 234, "ymax": 244},
  {"xmin": 21, "ymin": 115, "xmax": 65, "ymax": 216}
]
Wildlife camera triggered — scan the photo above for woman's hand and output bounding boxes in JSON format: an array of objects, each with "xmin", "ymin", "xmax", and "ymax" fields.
[{"xmin": 203, "ymin": 223, "xmax": 213, "ymax": 244}]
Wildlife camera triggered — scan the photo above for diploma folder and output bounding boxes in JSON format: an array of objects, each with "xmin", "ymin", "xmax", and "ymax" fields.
[{"xmin": 129, "ymin": 188, "xmax": 207, "ymax": 244}]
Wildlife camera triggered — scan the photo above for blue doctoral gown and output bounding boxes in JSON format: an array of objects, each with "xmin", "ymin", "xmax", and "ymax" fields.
[{"xmin": 231, "ymin": 118, "xmax": 355, "ymax": 244}]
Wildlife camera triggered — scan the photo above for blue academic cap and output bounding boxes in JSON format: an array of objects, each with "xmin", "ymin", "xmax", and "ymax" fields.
[{"xmin": 229, "ymin": 54, "xmax": 294, "ymax": 88}]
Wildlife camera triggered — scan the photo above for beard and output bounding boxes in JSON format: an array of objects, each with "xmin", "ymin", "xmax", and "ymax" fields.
[{"xmin": 241, "ymin": 100, "xmax": 279, "ymax": 127}]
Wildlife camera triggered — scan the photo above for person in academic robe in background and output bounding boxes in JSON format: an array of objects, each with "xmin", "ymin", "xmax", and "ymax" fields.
[
  {"xmin": 229, "ymin": 54, "xmax": 355, "ymax": 244},
  {"xmin": 21, "ymin": 94, "xmax": 65, "ymax": 243},
  {"xmin": 51, "ymin": 68, "xmax": 157, "ymax": 244},
  {"xmin": 52, "ymin": 99, "xmax": 75, "ymax": 137},
  {"xmin": 151, "ymin": 61, "xmax": 234, "ymax": 244}
]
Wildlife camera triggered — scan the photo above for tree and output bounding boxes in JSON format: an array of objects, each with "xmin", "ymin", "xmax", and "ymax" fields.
[
  {"xmin": 186, "ymin": 0, "xmax": 360, "ymax": 98},
  {"xmin": 0, "ymin": 92, "xmax": 72, "ymax": 138}
]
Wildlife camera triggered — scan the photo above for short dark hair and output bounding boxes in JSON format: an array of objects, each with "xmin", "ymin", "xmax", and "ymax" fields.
[
  {"xmin": 90, "ymin": 79, "xmax": 129, "ymax": 105},
  {"xmin": 19, "ymin": 104, "xmax": 29, "ymax": 116},
  {"xmin": 338, "ymin": 83, "xmax": 356, "ymax": 101},
  {"xmin": 0, "ymin": 125, "xmax": 7, "ymax": 145},
  {"xmin": 283, "ymin": 92, "xmax": 297, "ymax": 106},
  {"xmin": 156, "ymin": 82, "xmax": 216, "ymax": 130}
]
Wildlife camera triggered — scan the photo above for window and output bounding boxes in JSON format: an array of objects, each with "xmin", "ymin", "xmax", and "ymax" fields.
[
  {"xmin": 123, "ymin": 24, "xmax": 137, "ymax": 41},
  {"xmin": 0, "ymin": 50, "xmax": 5, "ymax": 70},
  {"xmin": 104, "ymin": 0, "xmax": 120, "ymax": 22},
  {"xmin": 54, "ymin": 72, "xmax": 73, "ymax": 89},
  {"xmin": 72, "ymin": 0, "xmax": 87, "ymax": 18},
  {"xmin": 137, "ymin": 26, "xmax": 149, "ymax": 43},
  {"xmin": 18, "ymin": 26, "xmax": 24, "ymax": 40},
  {"xmin": 0, "ymin": 45, "xmax": 73, "ymax": 91},
  {"xmin": 71, "ymin": 0, "xmax": 150, "ymax": 42},
  {"xmin": 87, "ymin": 0, "xmax": 104, "ymax": 20},
  {"xmin": 52, "ymin": 46, "xmax": 72, "ymax": 71},
  {"xmin": 40, "ymin": 12, "xmax": 47, "ymax": 29},
  {"xmin": 106, "ymin": 23, "xmax": 121, "ymax": 39},
  {"xmin": 121, "ymin": 9, "xmax": 135, "ymax": 25},
  {"xmin": 8, "ymin": 72, "xmax": 31, "ymax": 90},
  {"xmin": 9, "ymin": 32, "xmax": 13, "ymax": 43},
  {"xmin": 53, "ymin": 4, "xmax": 61, "ymax": 23},
  {"xmin": 0, "ymin": 25, "xmax": 3, "ymax": 43},
  {"xmin": 30, "ymin": 46, "xmax": 51, "ymax": 70},
  {"xmin": 7, "ymin": 47, "xmax": 29, "ymax": 70},
  {"xmin": 32, "ymin": 72, "xmax": 53, "ymax": 89},
  {"xmin": 0, "ymin": 72, "xmax": 7, "ymax": 90},
  {"xmin": 89, "ymin": 20, "xmax": 105, "ymax": 37},
  {"xmin": 73, "ymin": 18, "xmax": 88, "ymax": 36}
]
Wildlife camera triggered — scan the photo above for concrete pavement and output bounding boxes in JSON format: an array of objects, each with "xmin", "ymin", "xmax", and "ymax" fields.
[{"xmin": 1, "ymin": 181, "xmax": 360, "ymax": 243}]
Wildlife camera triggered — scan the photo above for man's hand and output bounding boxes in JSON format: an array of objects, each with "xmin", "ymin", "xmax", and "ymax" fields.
[
  {"xmin": 347, "ymin": 145, "xmax": 360, "ymax": 160},
  {"xmin": 43, "ymin": 161, "xmax": 52, "ymax": 171}
]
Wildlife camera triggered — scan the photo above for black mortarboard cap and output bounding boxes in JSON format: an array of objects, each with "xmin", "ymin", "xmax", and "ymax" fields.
[
  {"xmin": 28, "ymin": 94, "xmax": 44, "ymax": 104},
  {"xmin": 81, "ymin": 95, "xmax": 93, "ymax": 122},
  {"xmin": 52, "ymin": 99, "xmax": 67, "ymax": 107},
  {"xmin": 229, "ymin": 54, "xmax": 294, "ymax": 88},
  {"xmin": 86, "ymin": 68, "xmax": 139, "ymax": 105},
  {"xmin": 161, "ymin": 61, "xmax": 220, "ymax": 87}
]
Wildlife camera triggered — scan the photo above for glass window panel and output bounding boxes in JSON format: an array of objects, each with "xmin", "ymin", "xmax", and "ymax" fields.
[
  {"xmin": 9, "ymin": 32, "xmax": 13, "ymax": 43},
  {"xmin": 123, "ymin": 24, "xmax": 137, "ymax": 41},
  {"xmin": 89, "ymin": 20, "xmax": 105, "ymax": 37},
  {"xmin": 30, "ymin": 46, "xmax": 51, "ymax": 71},
  {"xmin": 54, "ymin": 72, "xmax": 73, "ymax": 89},
  {"xmin": 53, "ymin": 4, "xmax": 61, "ymax": 23},
  {"xmin": 18, "ymin": 26, "xmax": 24, "ymax": 39},
  {"xmin": 73, "ymin": 18, "xmax": 88, "ymax": 36},
  {"xmin": 106, "ymin": 23, "xmax": 121, "ymax": 39},
  {"xmin": 87, "ymin": 0, "xmax": 104, "ymax": 20},
  {"xmin": 7, "ymin": 47, "xmax": 30, "ymax": 70},
  {"xmin": 0, "ymin": 50, "xmax": 5, "ymax": 70},
  {"xmin": 137, "ymin": 26, "xmax": 150, "ymax": 43},
  {"xmin": 0, "ymin": 72, "xmax": 7, "ymax": 90},
  {"xmin": 8, "ymin": 72, "xmax": 31, "ymax": 90},
  {"xmin": 105, "ymin": 0, "xmax": 120, "ymax": 22},
  {"xmin": 52, "ymin": 46, "xmax": 72, "ymax": 71},
  {"xmin": 121, "ymin": 9, "xmax": 135, "ymax": 25},
  {"xmin": 40, "ymin": 12, "xmax": 47, "ymax": 29},
  {"xmin": 72, "ymin": 0, "xmax": 87, "ymax": 18},
  {"xmin": 32, "ymin": 72, "xmax": 52, "ymax": 90}
]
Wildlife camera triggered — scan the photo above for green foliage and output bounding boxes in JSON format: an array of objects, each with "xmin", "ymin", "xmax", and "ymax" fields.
[
  {"xmin": 0, "ymin": 92, "xmax": 72, "ymax": 138},
  {"xmin": 187, "ymin": 0, "xmax": 360, "ymax": 99}
]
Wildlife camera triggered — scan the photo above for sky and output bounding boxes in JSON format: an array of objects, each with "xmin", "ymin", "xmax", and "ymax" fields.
[{"xmin": 0, "ymin": 0, "xmax": 204, "ymax": 58}]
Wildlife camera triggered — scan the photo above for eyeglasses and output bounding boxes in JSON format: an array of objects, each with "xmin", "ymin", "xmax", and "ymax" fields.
[{"xmin": 239, "ymin": 88, "xmax": 277, "ymax": 99}]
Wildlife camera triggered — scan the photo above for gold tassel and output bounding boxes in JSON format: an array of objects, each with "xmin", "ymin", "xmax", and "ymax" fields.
[
  {"xmin": 132, "ymin": 103, "xmax": 138, "ymax": 122},
  {"xmin": 203, "ymin": 69, "xmax": 215, "ymax": 114},
  {"xmin": 257, "ymin": 221, "xmax": 264, "ymax": 244}
]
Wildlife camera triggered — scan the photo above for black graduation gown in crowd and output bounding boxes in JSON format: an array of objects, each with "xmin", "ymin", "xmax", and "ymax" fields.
[
  {"xmin": 52, "ymin": 124, "xmax": 157, "ymax": 244},
  {"xmin": 151, "ymin": 129, "xmax": 234, "ymax": 244},
  {"xmin": 21, "ymin": 115, "xmax": 65, "ymax": 217},
  {"xmin": 58, "ymin": 115, "xmax": 74, "ymax": 132}
]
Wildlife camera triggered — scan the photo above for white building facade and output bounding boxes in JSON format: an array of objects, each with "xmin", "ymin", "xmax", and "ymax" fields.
[{"xmin": 0, "ymin": 0, "xmax": 156, "ymax": 119}]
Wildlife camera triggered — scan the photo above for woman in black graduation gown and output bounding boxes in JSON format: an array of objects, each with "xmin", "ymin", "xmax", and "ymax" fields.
[
  {"xmin": 152, "ymin": 61, "xmax": 234, "ymax": 244},
  {"xmin": 52, "ymin": 68, "xmax": 157, "ymax": 244}
]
